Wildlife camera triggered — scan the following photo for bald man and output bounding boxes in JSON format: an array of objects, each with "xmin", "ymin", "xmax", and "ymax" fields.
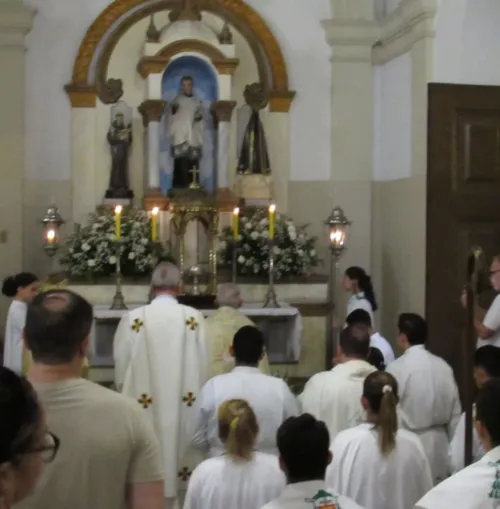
[
  {"xmin": 113, "ymin": 263, "xmax": 208, "ymax": 509},
  {"xmin": 205, "ymin": 283, "xmax": 270, "ymax": 378}
]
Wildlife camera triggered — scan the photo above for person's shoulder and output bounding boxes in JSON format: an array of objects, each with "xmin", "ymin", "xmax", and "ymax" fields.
[
  {"xmin": 124, "ymin": 305, "xmax": 147, "ymax": 321},
  {"xmin": 397, "ymin": 428, "xmax": 429, "ymax": 451},
  {"xmin": 181, "ymin": 304, "xmax": 203, "ymax": 317},
  {"xmin": 337, "ymin": 494, "xmax": 365, "ymax": 509},
  {"xmin": 334, "ymin": 424, "xmax": 368, "ymax": 446},
  {"xmin": 254, "ymin": 451, "xmax": 281, "ymax": 470},
  {"xmin": 490, "ymin": 293, "xmax": 500, "ymax": 308}
]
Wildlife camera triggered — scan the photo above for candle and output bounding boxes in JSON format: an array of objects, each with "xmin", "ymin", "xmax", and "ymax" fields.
[
  {"xmin": 46, "ymin": 229, "xmax": 55, "ymax": 244},
  {"xmin": 268, "ymin": 204, "xmax": 276, "ymax": 239},
  {"xmin": 151, "ymin": 207, "xmax": 159, "ymax": 241},
  {"xmin": 232, "ymin": 207, "xmax": 239, "ymax": 240},
  {"xmin": 114, "ymin": 205, "xmax": 122, "ymax": 240}
]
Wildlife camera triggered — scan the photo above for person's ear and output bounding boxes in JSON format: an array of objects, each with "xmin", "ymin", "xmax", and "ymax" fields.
[
  {"xmin": 80, "ymin": 336, "xmax": 90, "ymax": 357},
  {"xmin": 278, "ymin": 455, "xmax": 288, "ymax": 475},
  {"xmin": 229, "ymin": 345, "xmax": 235, "ymax": 358},
  {"xmin": 327, "ymin": 450, "xmax": 333, "ymax": 465},
  {"xmin": 360, "ymin": 396, "xmax": 368, "ymax": 411},
  {"xmin": 22, "ymin": 328, "xmax": 30, "ymax": 352}
]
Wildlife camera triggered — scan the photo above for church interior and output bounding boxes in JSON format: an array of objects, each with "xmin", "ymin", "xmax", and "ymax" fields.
[{"xmin": 1, "ymin": 0, "xmax": 500, "ymax": 392}]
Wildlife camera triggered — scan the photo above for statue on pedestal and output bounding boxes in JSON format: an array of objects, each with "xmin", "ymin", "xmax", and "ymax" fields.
[
  {"xmin": 167, "ymin": 76, "xmax": 205, "ymax": 189},
  {"xmin": 105, "ymin": 103, "xmax": 134, "ymax": 199}
]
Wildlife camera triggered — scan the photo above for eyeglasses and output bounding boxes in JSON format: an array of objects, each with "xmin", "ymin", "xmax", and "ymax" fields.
[{"xmin": 27, "ymin": 431, "xmax": 60, "ymax": 464}]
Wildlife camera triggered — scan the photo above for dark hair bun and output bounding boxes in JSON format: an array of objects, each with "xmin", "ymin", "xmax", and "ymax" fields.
[{"xmin": 2, "ymin": 276, "xmax": 17, "ymax": 298}]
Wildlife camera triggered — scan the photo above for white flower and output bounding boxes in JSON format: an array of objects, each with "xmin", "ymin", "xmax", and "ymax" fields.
[
  {"xmin": 289, "ymin": 231, "xmax": 297, "ymax": 241},
  {"xmin": 273, "ymin": 246, "xmax": 281, "ymax": 254},
  {"xmin": 298, "ymin": 249, "xmax": 304, "ymax": 256},
  {"xmin": 219, "ymin": 240, "xmax": 227, "ymax": 250},
  {"xmin": 87, "ymin": 259, "xmax": 96, "ymax": 267},
  {"xmin": 141, "ymin": 238, "xmax": 148, "ymax": 245},
  {"xmin": 238, "ymin": 255, "xmax": 245, "ymax": 264},
  {"xmin": 244, "ymin": 222, "xmax": 252, "ymax": 230},
  {"xmin": 82, "ymin": 243, "xmax": 91, "ymax": 252},
  {"xmin": 108, "ymin": 256, "xmax": 117, "ymax": 264},
  {"xmin": 250, "ymin": 231, "xmax": 259, "ymax": 240},
  {"xmin": 261, "ymin": 230, "xmax": 269, "ymax": 238},
  {"xmin": 128, "ymin": 252, "xmax": 136, "ymax": 260},
  {"xmin": 310, "ymin": 249, "xmax": 316, "ymax": 257}
]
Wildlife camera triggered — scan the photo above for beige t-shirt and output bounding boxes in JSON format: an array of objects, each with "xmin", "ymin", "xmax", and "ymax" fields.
[{"xmin": 17, "ymin": 378, "xmax": 164, "ymax": 509}]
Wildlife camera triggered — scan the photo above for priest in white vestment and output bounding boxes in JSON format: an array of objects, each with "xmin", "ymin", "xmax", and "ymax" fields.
[
  {"xmin": 184, "ymin": 399, "xmax": 285, "ymax": 509},
  {"xmin": 386, "ymin": 313, "xmax": 462, "ymax": 484},
  {"xmin": 191, "ymin": 325, "xmax": 298, "ymax": 457},
  {"xmin": 204, "ymin": 283, "xmax": 269, "ymax": 378},
  {"xmin": 113, "ymin": 263, "xmax": 208, "ymax": 508},
  {"xmin": 261, "ymin": 414, "xmax": 363, "ymax": 509},
  {"xmin": 326, "ymin": 371, "xmax": 433, "ymax": 509},
  {"xmin": 415, "ymin": 379, "xmax": 500, "ymax": 509},
  {"xmin": 299, "ymin": 324, "xmax": 377, "ymax": 441},
  {"xmin": 449, "ymin": 345, "xmax": 500, "ymax": 472}
]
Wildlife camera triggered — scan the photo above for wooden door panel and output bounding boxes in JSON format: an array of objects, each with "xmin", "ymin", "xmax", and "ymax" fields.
[{"xmin": 427, "ymin": 83, "xmax": 500, "ymax": 400}]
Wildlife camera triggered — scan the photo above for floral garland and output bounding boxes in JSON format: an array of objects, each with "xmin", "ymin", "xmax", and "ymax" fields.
[
  {"xmin": 219, "ymin": 208, "xmax": 318, "ymax": 279},
  {"xmin": 60, "ymin": 208, "xmax": 174, "ymax": 278}
]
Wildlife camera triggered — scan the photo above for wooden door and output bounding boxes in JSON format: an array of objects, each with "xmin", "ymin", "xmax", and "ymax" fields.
[{"xmin": 426, "ymin": 83, "xmax": 500, "ymax": 400}]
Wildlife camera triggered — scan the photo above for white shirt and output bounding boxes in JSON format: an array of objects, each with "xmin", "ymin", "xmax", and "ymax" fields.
[
  {"xmin": 386, "ymin": 345, "xmax": 462, "ymax": 484},
  {"xmin": 415, "ymin": 446, "xmax": 500, "ymax": 509},
  {"xmin": 347, "ymin": 292, "xmax": 374, "ymax": 326},
  {"xmin": 3, "ymin": 300, "xmax": 27, "ymax": 374},
  {"xmin": 326, "ymin": 423, "xmax": 433, "ymax": 509},
  {"xmin": 479, "ymin": 294, "xmax": 500, "ymax": 348},
  {"xmin": 183, "ymin": 452, "xmax": 285, "ymax": 509},
  {"xmin": 299, "ymin": 360, "xmax": 377, "ymax": 441},
  {"xmin": 370, "ymin": 332, "xmax": 395, "ymax": 366},
  {"xmin": 261, "ymin": 480, "xmax": 364, "ymax": 509},
  {"xmin": 449, "ymin": 409, "xmax": 485, "ymax": 473},
  {"xmin": 191, "ymin": 366, "xmax": 299, "ymax": 457}
]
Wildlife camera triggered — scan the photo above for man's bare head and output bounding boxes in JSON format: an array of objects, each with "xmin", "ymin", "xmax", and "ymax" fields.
[
  {"xmin": 151, "ymin": 262, "xmax": 181, "ymax": 294},
  {"xmin": 24, "ymin": 290, "xmax": 93, "ymax": 365},
  {"xmin": 216, "ymin": 283, "xmax": 242, "ymax": 309}
]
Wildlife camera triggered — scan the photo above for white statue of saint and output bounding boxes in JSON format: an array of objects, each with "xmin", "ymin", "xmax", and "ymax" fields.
[{"xmin": 167, "ymin": 76, "xmax": 205, "ymax": 189}]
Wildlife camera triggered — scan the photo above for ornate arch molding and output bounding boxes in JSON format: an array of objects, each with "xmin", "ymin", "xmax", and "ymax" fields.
[{"xmin": 65, "ymin": 0, "xmax": 295, "ymax": 112}]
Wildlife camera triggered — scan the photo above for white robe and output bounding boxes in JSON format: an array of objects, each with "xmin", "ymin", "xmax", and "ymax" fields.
[
  {"xmin": 326, "ymin": 423, "xmax": 433, "ymax": 509},
  {"xmin": 415, "ymin": 445, "xmax": 500, "ymax": 509},
  {"xmin": 168, "ymin": 94, "xmax": 204, "ymax": 157},
  {"xmin": 183, "ymin": 452, "xmax": 285, "ymax": 509},
  {"xmin": 347, "ymin": 292, "xmax": 374, "ymax": 326},
  {"xmin": 299, "ymin": 360, "xmax": 377, "ymax": 441},
  {"xmin": 204, "ymin": 306, "xmax": 269, "ymax": 378},
  {"xmin": 261, "ymin": 480, "xmax": 364, "ymax": 509},
  {"xmin": 191, "ymin": 366, "xmax": 299, "ymax": 457},
  {"xmin": 3, "ymin": 300, "xmax": 27, "ymax": 375},
  {"xmin": 113, "ymin": 295, "xmax": 208, "ymax": 501},
  {"xmin": 386, "ymin": 345, "xmax": 462, "ymax": 484},
  {"xmin": 370, "ymin": 332, "xmax": 395, "ymax": 366},
  {"xmin": 449, "ymin": 409, "xmax": 485, "ymax": 473}
]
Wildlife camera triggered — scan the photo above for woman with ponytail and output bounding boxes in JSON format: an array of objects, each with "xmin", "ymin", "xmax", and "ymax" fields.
[
  {"xmin": 344, "ymin": 266, "xmax": 378, "ymax": 325},
  {"xmin": 326, "ymin": 371, "xmax": 432, "ymax": 509},
  {"xmin": 2, "ymin": 273, "xmax": 39, "ymax": 375},
  {"xmin": 184, "ymin": 399, "xmax": 285, "ymax": 509}
]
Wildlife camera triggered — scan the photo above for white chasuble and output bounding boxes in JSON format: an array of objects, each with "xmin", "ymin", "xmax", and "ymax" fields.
[
  {"xmin": 326, "ymin": 423, "xmax": 433, "ymax": 509},
  {"xmin": 113, "ymin": 297, "xmax": 208, "ymax": 500},
  {"xmin": 415, "ymin": 446, "xmax": 500, "ymax": 509}
]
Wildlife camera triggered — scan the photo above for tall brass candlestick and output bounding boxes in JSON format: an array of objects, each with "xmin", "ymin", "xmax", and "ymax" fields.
[
  {"xmin": 110, "ymin": 239, "xmax": 127, "ymax": 310},
  {"xmin": 263, "ymin": 238, "xmax": 280, "ymax": 308}
]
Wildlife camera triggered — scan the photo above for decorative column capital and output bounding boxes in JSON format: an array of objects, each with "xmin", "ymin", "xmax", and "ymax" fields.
[
  {"xmin": 0, "ymin": 1, "xmax": 35, "ymax": 47},
  {"xmin": 330, "ymin": 0, "xmax": 375, "ymax": 20},
  {"xmin": 211, "ymin": 100, "xmax": 237, "ymax": 122},
  {"xmin": 138, "ymin": 99, "xmax": 166, "ymax": 127}
]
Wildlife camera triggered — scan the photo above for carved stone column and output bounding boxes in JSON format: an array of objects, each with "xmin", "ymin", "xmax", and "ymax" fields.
[
  {"xmin": 138, "ymin": 99, "xmax": 166, "ymax": 196},
  {"xmin": 212, "ymin": 100, "xmax": 236, "ymax": 191}
]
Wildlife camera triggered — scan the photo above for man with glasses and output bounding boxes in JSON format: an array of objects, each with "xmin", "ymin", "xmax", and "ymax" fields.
[
  {"xmin": 462, "ymin": 254, "xmax": 500, "ymax": 348},
  {"xmin": 17, "ymin": 290, "xmax": 164, "ymax": 509}
]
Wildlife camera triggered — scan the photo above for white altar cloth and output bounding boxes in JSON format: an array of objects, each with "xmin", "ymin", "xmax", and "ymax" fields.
[{"xmin": 91, "ymin": 302, "xmax": 302, "ymax": 365}]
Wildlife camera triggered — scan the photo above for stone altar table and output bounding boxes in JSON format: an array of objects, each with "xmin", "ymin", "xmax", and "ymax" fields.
[{"xmin": 91, "ymin": 302, "xmax": 302, "ymax": 369}]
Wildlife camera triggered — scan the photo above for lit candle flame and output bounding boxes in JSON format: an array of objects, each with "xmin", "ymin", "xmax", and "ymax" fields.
[
  {"xmin": 114, "ymin": 205, "xmax": 122, "ymax": 215},
  {"xmin": 269, "ymin": 204, "xmax": 276, "ymax": 213},
  {"xmin": 233, "ymin": 207, "xmax": 239, "ymax": 216},
  {"xmin": 47, "ymin": 229, "xmax": 55, "ymax": 242},
  {"xmin": 152, "ymin": 206, "xmax": 159, "ymax": 216},
  {"xmin": 330, "ymin": 231, "xmax": 343, "ymax": 243}
]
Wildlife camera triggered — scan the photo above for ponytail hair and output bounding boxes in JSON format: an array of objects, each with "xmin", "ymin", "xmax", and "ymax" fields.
[
  {"xmin": 2, "ymin": 272, "xmax": 38, "ymax": 298},
  {"xmin": 363, "ymin": 371, "xmax": 399, "ymax": 456},
  {"xmin": 218, "ymin": 399, "xmax": 259, "ymax": 461},
  {"xmin": 345, "ymin": 266, "xmax": 378, "ymax": 311}
]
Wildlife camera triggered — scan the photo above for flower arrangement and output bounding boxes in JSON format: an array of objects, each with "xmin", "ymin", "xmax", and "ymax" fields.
[
  {"xmin": 60, "ymin": 208, "xmax": 174, "ymax": 278},
  {"xmin": 219, "ymin": 208, "xmax": 318, "ymax": 279}
]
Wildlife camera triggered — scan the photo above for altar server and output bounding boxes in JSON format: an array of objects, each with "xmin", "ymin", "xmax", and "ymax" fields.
[
  {"xmin": 415, "ymin": 379, "xmax": 500, "ymax": 509},
  {"xmin": 344, "ymin": 266, "xmax": 378, "ymax": 325},
  {"xmin": 346, "ymin": 309, "xmax": 395, "ymax": 366},
  {"xmin": 205, "ymin": 283, "xmax": 269, "ymax": 378},
  {"xmin": 114, "ymin": 262, "xmax": 208, "ymax": 508},
  {"xmin": 184, "ymin": 399, "xmax": 285, "ymax": 509},
  {"xmin": 261, "ymin": 414, "xmax": 363, "ymax": 509},
  {"xmin": 327, "ymin": 371, "xmax": 432, "ymax": 509},
  {"xmin": 449, "ymin": 345, "xmax": 500, "ymax": 472},
  {"xmin": 2, "ymin": 272, "xmax": 39, "ymax": 374},
  {"xmin": 300, "ymin": 324, "xmax": 377, "ymax": 440},
  {"xmin": 191, "ymin": 325, "xmax": 298, "ymax": 457},
  {"xmin": 386, "ymin": 313, "xmax": 462, "ymax": 484}
]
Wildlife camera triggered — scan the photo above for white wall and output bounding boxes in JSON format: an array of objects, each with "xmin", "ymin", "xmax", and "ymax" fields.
[
  {"xmin": 24, "ymin": 0, "xmax": 332, "ymax": 184},
  {"xmin": 435, "ymin": 0, "xmax": 500, "ymax": 85},
  {"xmin": 373, "ymin": 52, "xmax": 412, "ymax": 181}
]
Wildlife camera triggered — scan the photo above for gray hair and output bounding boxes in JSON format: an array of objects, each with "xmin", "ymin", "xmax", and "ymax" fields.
[
  {"xmin": 151, "ymin": 262, "xmax": 181, "ymax": 291},
  {"xmin": 217, "ymin": 283, "xmax": 242, "ymax": 308}
]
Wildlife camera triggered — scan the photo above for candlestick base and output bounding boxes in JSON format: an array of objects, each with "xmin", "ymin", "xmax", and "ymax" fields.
[
  {"xmin": 263, "ymin": 238, "xmax": 280, "ymax": 308},
  {"xmin": 110, "ymin": 290, "xmax": 128, "ymax": 310},
  {"xmin": 263, "ymin": 286, "xmax": 280, "ymax": 308},
  {"xmin": 110, "ymin": 238, "xmax": 128, "ymax": 310}
]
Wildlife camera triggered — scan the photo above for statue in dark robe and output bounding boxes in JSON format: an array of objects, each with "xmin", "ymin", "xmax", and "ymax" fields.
[
  {"xmin": 237, "ymin": 83, "xmax": 271, "ymax": 175},
  {"xmin": 105, "ymin": 112, "xmax": 134, "ymax": 199}
]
